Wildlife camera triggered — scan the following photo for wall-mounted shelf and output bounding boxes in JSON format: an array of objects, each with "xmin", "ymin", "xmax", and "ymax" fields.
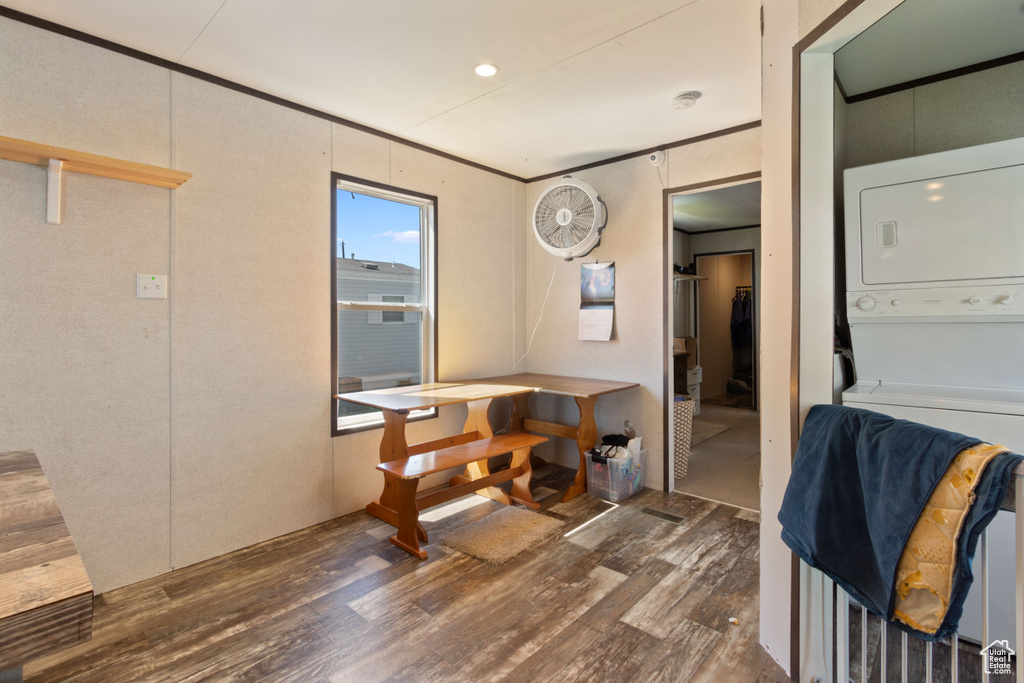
[{"xmin": 0, "ymin": 135, "xmax": 192, "ymax": 224}]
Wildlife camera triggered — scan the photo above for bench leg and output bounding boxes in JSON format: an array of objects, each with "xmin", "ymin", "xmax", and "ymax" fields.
[
  {"xmin": 508, "ymin": 446, "xmax": 540, "ymax": 509},
  {"xmin": 452, "ymin": 460, "xmax": 511, "ymax": 505},
  {"xmin": 388, "ymin": 477, "xmax": 428, "ymax": 560},
  {"xmin": 367, "ymin": 487, "xmax": 427, "ymax": 543}
]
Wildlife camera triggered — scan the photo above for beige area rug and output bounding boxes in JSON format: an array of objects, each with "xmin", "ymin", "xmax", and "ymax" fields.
[
  {"xmin": 690, "ymin": 421, "xmax": 730, "ymax": 446},
  {"xmin": 439, "ymin": 506, "xmax": 564, "ymax": 564}
]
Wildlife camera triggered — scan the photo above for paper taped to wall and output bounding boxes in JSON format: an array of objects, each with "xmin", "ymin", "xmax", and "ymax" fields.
[{"xmin": 579, "ymin": 262, "xmax": 614, "ymax": 341}]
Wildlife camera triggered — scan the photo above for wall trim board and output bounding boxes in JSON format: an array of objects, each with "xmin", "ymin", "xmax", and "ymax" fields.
[
  {"xmin": 834, "ymin": 70, "xmax": 850, "ymax": 102},
  {"xmin": 789, "ymin": 32, "xmax": 804, "ymax": 683},
  {"xmin": 668, "ymin": 171, "xmax": 763, "ymax": 196},
  {"xmin": 662, "ymin": 185, "xmax": 671, "ymax": 492},
  {"xmin": 788, "ymin": 1, "xmax": 870, "ymax": 678},
  {"xmin": 673, "ymin": 223, "xmax": 761, "ymax": 236},
  {"xmin": 528, "ymin": 122, "xmax": 762, "ymax": 185},
  {"xmin": 661, "ymin": 171, "xmax": 761, "ymax": 495},
  {"xmin": 842, "ymin": 49, "xmax": 1024, "ymax": 104},
  {"xmin": 693, "ymin": 247, "xmax": 757, "ymax": 257}
]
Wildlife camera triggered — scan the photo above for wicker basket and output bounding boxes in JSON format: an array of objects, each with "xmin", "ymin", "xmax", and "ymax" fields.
[{"xmin": 673, "ymin": 396, "xmax": 694, "ymax": 479}]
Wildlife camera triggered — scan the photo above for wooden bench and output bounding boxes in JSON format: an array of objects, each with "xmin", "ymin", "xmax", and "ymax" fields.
[{"xmin": 374, "ymin": 432, "xmax": 548, "ymax": 559}]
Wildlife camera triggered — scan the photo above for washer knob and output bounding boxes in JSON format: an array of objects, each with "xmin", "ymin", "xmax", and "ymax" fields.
[
  {"xmin": 968, "ymin": 296, "xmax": 983, "ymax": 306},
  {"xmin": 891, "ymin": 299, "xmax": 901, "ymax": 307},
  {"xmin": 998, "ymin": 295, "xmax": 1015, "ymax": 305},
  {"xmin": 855, "ymin": 296, "xmax": 875, "ymax": 312}
]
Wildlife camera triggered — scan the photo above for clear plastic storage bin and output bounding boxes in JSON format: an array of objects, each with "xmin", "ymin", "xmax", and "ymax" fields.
[{"xmin": 586, "ymin": 448, "xmax": 646, "ymax": 502}]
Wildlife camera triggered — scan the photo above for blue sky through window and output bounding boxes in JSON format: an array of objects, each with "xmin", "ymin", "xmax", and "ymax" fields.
[{"xmin": 335, "ymin": 189, "xmax": 421, "ymax": 268}]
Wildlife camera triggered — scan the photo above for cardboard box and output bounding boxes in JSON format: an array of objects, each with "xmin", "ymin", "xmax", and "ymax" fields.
[{"xmin": 674, "ymin": 337, "xmax": 698, "ymax": 369}]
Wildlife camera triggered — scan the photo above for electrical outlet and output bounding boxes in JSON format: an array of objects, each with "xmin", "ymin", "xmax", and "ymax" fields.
[{"xmin": 136, "ymin": 274, "xmax": 168, "ymax": 299}]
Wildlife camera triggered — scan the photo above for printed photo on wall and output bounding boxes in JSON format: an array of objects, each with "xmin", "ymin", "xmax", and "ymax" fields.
[{"xmin": 579, "ymin": 261, "xmax": 614, "ymax": 341}]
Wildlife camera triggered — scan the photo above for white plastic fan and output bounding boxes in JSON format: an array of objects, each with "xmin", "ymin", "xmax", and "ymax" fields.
[{"xmin": 532, "ymin": 177, "xmax": 607, "ymax": 261}]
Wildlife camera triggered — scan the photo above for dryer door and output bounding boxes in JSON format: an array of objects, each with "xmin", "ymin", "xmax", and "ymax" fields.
[{"xmin": 855, "ymin": 162, "xmax": 1024, "ymax": 287}]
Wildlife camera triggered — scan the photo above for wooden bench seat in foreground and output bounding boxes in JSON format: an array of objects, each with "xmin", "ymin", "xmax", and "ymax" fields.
[
  {"xmin": 0, "ymin": 451, "xmax": 93, "ymax": 680},
  {"xmin": 373, "ymin": 433, "xmax": 548, "ymax": 559}
]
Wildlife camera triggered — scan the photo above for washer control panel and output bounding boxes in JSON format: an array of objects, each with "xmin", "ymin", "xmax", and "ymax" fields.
[{"xmin": 848, "ymin": 285, "xmax": 1024, "ymax": 319}]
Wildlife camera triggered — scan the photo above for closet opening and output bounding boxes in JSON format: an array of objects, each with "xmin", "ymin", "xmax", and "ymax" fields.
[
  {"xmin": 667, "ymin": 178, "xmax": 760, "ymax": 511},
  {"xmin": 694, "ymin": 251, "xmax": 756, "ymax": 411}
]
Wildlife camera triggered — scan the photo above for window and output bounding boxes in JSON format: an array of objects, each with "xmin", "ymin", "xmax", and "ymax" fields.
[{"xmin": 331, "ymin": 173, "xmax": 437, "ymax": 435}]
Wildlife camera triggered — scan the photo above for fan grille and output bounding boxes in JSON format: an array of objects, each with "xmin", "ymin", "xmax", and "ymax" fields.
[{"xmin": 534, "ymin": 185, "xmax": 596, "ymax": 249}]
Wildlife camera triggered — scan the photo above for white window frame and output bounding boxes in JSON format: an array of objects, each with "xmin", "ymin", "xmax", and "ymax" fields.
[
  {"xmin": 332, "ymin": 174, "xmax": 437, "ymax": 435},
  {"xmin": 367, "ymin": 294, "xmax": 417, "ymax": 324}
]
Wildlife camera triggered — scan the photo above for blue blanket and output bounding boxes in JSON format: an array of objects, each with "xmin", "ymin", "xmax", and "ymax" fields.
[{"xmin": 779, "ymin": 404, "xmax": 1022, "ymax": 640}]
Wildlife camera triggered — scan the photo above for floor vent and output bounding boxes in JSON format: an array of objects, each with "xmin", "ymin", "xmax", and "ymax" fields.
[{"xmin": 641, "ymin": 507, "xmax": 684, "ymax": 524}]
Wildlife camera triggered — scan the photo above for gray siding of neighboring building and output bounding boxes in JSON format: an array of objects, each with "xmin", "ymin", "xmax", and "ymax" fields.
[{"xmin": 336, "ymin": 259, "xmax": 422, "ymax": 387}]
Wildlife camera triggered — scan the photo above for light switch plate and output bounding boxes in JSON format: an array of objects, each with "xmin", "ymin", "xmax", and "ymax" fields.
[{"xmin": 136, "ymin": 274, "xmax": 168, "ymax": 299}]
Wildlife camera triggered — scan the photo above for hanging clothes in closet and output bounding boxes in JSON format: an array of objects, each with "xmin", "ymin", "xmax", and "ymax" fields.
[{"xmin": 730, "ymin": 286, "xmax": 752, "ymax": 349}]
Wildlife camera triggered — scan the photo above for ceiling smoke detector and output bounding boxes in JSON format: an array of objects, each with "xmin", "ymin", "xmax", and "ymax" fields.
[{"xmin": 672, "ymin": 91, "xmax": 702, "ymax": 110}]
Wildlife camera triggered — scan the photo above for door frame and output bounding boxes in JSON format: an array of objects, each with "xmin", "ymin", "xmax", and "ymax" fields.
[{"xmin": 662, "ymin": 172, "xmax": 761, "ymax": 493}]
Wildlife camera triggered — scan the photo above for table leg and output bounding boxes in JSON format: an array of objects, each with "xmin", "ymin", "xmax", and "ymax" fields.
[
  {"xmin": 562, "ymin": 395, "xmax": 598, "ymax": 502},
  {"xmin": 454, "ymin": 398, "xmax": 511, "ymax": 505},
  {"xmin": 463, "ymin": 398, "xmax": 494, "ymax": 438},
  {"xmin": 511, "ymin": 392, "xmax": 547, "ymax": 469},
  {"xmin": 366, "ymin": 409, "xmax": 426, "ymax": 542}
]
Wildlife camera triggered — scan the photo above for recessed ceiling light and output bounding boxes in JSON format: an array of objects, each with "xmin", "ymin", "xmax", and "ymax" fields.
[
  {"xmin": 474, "ymin": 63, "xmax": 499, "ymax": 77},
  {"xmin": 672, "ymin": 91, "xmax": 702, "ymax": 110}
]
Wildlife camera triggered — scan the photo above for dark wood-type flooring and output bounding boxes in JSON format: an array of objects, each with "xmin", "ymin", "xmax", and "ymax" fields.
[
  {"xmin": 25, "ymin": 465, "xmax": 788, "ymax": 683},
  {"xmin": 700, "ymin": 392, "xmax": 755, "ymax": 411}
]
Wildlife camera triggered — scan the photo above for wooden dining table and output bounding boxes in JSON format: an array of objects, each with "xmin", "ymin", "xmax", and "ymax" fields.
[
  {"xmin": 337, "ymin": 373, "xmax": 640, "ymax": 533},
  {"xmin": 335, "ymin": 382, "xmax": 542, "ymax": 533},
  {"xmin": 465, "ymin": 373, "xmax": 640, "ymax": 502}
]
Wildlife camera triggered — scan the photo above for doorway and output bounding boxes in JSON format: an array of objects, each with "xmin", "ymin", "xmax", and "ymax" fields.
[{"xmin": 667, "ymin": 178, "xmax": 761, "ymax": 511}]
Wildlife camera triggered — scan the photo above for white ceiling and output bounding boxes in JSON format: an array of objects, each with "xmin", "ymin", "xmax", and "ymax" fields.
[
  {"xmin": 673, "ymin": 181, "xmax": 761, "ymax": 233},
  {"xmin": 0, "ymin": 0, "xmax": 763, "ymax": 179},
  {"xmin": 835, "ymin": 0, "xmax": 1024, "ymax": 97}
]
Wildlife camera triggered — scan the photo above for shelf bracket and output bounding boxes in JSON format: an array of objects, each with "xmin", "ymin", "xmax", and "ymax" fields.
[
  {"xmin": 0, "ymin": 136, "xmax": 191, "ymax": 224},
  {"xmin": 46, "ymin": 158, "xmax": 63, "ymax": 225}
]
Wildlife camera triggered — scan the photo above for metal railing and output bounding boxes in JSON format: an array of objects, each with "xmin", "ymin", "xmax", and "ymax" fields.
[{"xmin": 806, "ymin": 463, "xmax": 1024, "ymax": 683}]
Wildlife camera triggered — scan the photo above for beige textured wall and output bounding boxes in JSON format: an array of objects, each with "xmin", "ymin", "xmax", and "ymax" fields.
[
  {"xmin": 524, "ymin": 158, "xmax": 664, "ymax": 478},
  {"xmin": 0, "ymin": 17, "xmax": 526, "ymax": 591},
  {"xmin": 523, "ymin": 126, "xmax": 761, "ymax": 489},
  {"xmin": 846, "ymin": 61, "xmax": 1024, "ymax": 168},
  {"xmin": 0, "ymin": 20, "xmax": 175, "ymax": 591},
  {"xmin": 168, "ymin": 77, "xmax": 336, "ymax": 570}
]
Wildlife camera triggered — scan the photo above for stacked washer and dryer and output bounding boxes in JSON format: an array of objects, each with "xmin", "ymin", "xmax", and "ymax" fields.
[{"xmin": 841, "ymin": 136, "xmax": 1024, "ymax": 644}]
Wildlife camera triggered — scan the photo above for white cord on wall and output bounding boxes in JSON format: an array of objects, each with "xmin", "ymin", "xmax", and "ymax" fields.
[{"xmin": 508, "ymin": 263, "xmax": 557, "ymax": 375}]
